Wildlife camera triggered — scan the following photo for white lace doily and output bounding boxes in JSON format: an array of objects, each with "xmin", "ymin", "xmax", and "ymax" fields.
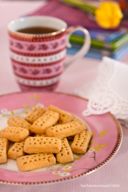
[{"xmin": 76, "ymin": 57, "xmax": 128, "ymax": 121}]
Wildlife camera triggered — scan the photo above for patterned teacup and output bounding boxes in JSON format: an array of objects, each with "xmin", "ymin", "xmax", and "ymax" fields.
[{"xmin": 8, "ymin": 16, "xmax": 91, "ymax": 91}]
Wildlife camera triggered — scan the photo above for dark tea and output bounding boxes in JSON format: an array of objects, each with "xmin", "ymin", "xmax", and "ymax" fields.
[{"xmin": 17, "ymin": 26, "xmax": 58, "ymax": 34}]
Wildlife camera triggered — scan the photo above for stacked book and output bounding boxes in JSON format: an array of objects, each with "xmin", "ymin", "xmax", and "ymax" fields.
[
  {"xmin": 28, "ymin": 0, "xmax": 128, "ymax": 60},
  {"xmin": 63, "ymin": 0, "xmax": 128, "ymax": 60},
  {"xmin": 69, "ymin": 29, "xmax": 128, "ymax": 60}
]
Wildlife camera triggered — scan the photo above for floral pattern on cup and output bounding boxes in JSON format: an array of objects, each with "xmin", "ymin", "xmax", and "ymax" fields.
[
  {"xmin": 9, "ymin": 36, "xmax": 66, "ymax": 53},
  {"xmin": 12, "ymin": 60, "xmax": 64, "ymax": 78}
]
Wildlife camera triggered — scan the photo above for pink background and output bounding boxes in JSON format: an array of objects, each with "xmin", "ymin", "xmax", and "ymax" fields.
[{"xmin": 0, "ymin": 1, "xmax": 128, "ymax": 192}]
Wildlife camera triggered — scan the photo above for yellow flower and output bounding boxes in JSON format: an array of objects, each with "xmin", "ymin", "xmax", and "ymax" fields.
[{"xmin": 95, "ymin": 1, "xmax": 123, "ymax": 29}]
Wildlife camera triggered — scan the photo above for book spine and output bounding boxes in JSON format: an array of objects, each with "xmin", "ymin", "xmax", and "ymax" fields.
[
  {"xmin": 70, "ymin": 35, "xmax": 110, "ymax": 50},
  {"xmin": 67, "ymin": 45, "xmax": 112, "ymax": 59},
  {"xmin": 70, "ymin": 34, "xmax": 128, "ymax": 51},
  {"xmin": 67, "ymin": 44, "xmax": 128, "ymax": 60}
]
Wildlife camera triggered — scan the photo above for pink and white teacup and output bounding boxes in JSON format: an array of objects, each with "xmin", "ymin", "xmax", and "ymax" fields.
[{"xmin": 8, "ymin": 16, "xmax": 91, "ymax": 91}]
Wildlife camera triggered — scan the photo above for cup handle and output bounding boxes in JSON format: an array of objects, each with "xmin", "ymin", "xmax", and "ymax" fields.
[{"xmin": 65, "ymin": 26, "xmax": 91, "ymax": 68}]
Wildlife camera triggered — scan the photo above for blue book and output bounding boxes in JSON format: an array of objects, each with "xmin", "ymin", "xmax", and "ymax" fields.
[
  {"xmin": 68, "ymin": 43, "xmax": 128, "ymax": 60},
  {"xmin": 70, "ymin": 32, "xmax": 128, "ymax": 51},
  {"xmin": 73, "ymin": 30, "xmax": 126, "ymax": 43}
]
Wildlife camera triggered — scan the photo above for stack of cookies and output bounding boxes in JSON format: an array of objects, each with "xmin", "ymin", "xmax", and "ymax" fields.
[{"xmin": 0, "ymin": 105, "xmax": 92, "ymax": 172}]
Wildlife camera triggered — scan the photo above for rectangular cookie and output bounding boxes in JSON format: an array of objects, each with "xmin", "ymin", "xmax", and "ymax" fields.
[
  {"xmin": 25, "ymin": 106, "xmax": 46, "ymax": 124},
  {"xmin": 0, "ymin": 138, "xmax": 8, "ymax": 164},
  {"xmin": 56, "ymin": 138, "xmax": 74, "ymax": 164},
  {"xmin": 17, "ymin": 153, "xmax": 56, "ymax": 172},
  {"xmin": 8, "ymin": 142, "xmax": 24, "ymax": 160},
  {"xmin": 30, "ymin": 110, "xmax": 59, "ymax": 134},
  {"xmin": 8, "ymin": 116, "xmax": 31, "ymax": 129},
  {"xmin": 24, "ymin": 136, "xmax": 62, "ymax": 154},
  {"xmin": 48, "ymin": 105, "xmax": 73, "ymax": 123},
  {"xmin": 0, "ymin": 127, "xmax": 29, "ymax": 142},
  {"xmin": 46, "ymin": 120, "xmax": 85, "ymax": 138},
  {"xmin": 71, "ymin": 130, "xmax": 92, "ymax": 154}
]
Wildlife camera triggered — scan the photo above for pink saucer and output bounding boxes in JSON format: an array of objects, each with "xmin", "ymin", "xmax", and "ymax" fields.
[{"xmin": 0, "ymin": 92, "xmax": 122, "ymax": 185}]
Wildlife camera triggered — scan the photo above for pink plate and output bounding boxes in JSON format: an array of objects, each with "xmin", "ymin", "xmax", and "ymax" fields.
[{"xmin": 0, "ymin": 92, "xmax": 122, "ymax": 185}]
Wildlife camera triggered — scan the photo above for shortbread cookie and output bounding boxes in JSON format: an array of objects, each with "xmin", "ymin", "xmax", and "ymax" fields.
[
  {"xmin": 0, "ymin": 127, "xmax": 29, "ymax": 142},
  {"xmin": 24, "ymin": 136, "xmax": 62, "ymax": 154},
  {"xmin": 8, "ymin": 142, "xmax": 24, "ymax": 160},
  {"xmin": 17, "ymin": 153, "xmax": 56, "ymax": 171},
  {"xmin": 56, "ymin": 138, "xmax": 74, "ymax": 164},
  {"xmin": 73, "ymin": 116, "xmax": 90, "ymax": 130},
  {"xmin": 71, "ymin": 130, "xmax": 92, "ymax": 154},
  {"xmin": 0, "ymin": 138, "xmax": 8, "ymax": 164},
  {"xmin": 8, "ymin": 116, "xmax": 31, "ymax": 129},
  {"xmin": 46, "ymin": 120, "xmax": 85, "ymax": 138},
  {"xmin": 30, "ymin": 110, "xmax": 59, "ymax": 134},
  {"xmin": 36, "ymin": 134, "xmax": 46, "ymax": 137},
  {"xmin": 48, "ymin": 105, "xmax": 73, "ymax": 123},
  {"xmin": 25, "ymin": 106, "xmax": 45, "ymax": 124}
]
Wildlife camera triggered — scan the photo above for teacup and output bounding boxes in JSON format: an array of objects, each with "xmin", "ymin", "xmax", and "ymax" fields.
[{"xmin": 8, "ymin": 16, "xmax": 91, "ymax": 91}]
